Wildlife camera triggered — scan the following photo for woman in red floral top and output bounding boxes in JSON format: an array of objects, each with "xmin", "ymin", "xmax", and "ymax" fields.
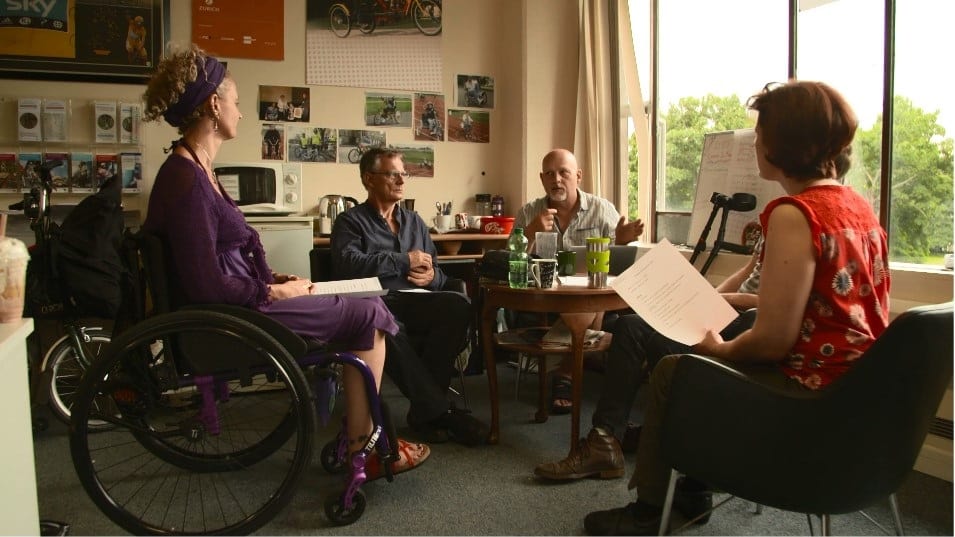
[{"xmin": 583, "ymin": 80, "xmax": 891, "ymax": 536}]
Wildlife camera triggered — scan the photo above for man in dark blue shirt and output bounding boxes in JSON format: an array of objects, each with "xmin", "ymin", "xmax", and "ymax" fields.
[{"xmin": 331, "ymin": 148, "xmax": 488, "ymax": 446}]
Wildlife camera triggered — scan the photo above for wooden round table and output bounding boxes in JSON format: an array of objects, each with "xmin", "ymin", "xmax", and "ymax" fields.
[{"xmin": 479, "ymin": 280, "xmax": 628, "ymax": 455}]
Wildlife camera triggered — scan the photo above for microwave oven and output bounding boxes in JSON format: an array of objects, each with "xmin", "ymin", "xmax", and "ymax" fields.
[{"xmin": 212, "ymin": 162, "xmax": 303, "ymax": 215}]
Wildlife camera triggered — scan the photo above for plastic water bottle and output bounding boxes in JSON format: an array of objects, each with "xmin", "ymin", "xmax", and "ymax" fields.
[{"xmin": 507, "ymin": 227, "xmax": 529, "ymax": 289}]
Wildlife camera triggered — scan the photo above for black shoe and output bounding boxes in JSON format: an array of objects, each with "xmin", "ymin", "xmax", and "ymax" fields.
[
  {"xmin": 621, "ymin": 422, "xmax": 641, "ymax": 454},
  {"xmin": 673, "ymin": 477, "xmax": 713, "ymax": 525},
  {"xmin": 408, "ymin": 412, "xmax": 450, "ymax": 444},
  {"xmin": 584, "ymin": 501, "xmax": 662, "ymax": 536},
  {"xmin": 434, "ymin": 406, "xmax": 489, "ymax": 446}
]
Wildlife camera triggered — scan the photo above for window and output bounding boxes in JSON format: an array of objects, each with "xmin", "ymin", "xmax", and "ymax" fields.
[{"xmin": 624, "ymin": 0, "xmax": 954, "ymax": 267}]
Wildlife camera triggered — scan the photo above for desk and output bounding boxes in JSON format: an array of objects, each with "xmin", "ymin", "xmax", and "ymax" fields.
[{"xmin": 480, "ymin": 281, "xmax": 627, "ymax": 454}]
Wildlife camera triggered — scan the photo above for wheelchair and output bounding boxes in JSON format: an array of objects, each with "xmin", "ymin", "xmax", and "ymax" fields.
[{"xmin": 67, "ymin": 232, "xmax": 401, "ymax": 535}]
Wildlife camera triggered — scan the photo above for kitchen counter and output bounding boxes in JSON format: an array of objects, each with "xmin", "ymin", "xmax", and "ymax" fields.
[{"xmin": 313, "ymin": 232, "xmax": 508, "ymax": 261}]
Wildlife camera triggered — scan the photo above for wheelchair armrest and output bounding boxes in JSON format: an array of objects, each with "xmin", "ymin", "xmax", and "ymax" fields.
[{"xmin": 181, "ymin": 304, "xmax": 308, "ymax": 358}]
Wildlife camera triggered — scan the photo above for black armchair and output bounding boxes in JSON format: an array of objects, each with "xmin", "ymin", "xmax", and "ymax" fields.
[{"xmin": 659, "ymin": 302, "xmax": 954, "ymax": 535}]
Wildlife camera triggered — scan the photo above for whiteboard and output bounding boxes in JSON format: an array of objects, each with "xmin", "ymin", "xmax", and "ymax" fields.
[{"xmin": 686, "ymin": 129, "xmax": 786, "ymax": 250}]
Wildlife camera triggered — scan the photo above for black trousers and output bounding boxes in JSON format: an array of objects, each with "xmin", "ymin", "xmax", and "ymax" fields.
[
  {"xmin": 381, "ymin": 289, "xmax": 472, "ymax": 425},
  {"xmin": 593, "ymin": 309, "xmax": 756, "ymax": 436}
]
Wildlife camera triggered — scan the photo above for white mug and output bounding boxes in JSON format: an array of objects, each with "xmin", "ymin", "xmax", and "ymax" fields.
[{"xmin": 433, "ymin": 214, "xmax": 452, "ymax": 232}]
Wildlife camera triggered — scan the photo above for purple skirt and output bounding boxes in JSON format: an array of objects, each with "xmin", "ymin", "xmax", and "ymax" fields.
[
  {"xmin": 218, "ymin": 249, "xmax": 397, "ymax": 351},
  {"xmin": 260, "ymin": 294, "xmax": 398, "ymax": 351}
]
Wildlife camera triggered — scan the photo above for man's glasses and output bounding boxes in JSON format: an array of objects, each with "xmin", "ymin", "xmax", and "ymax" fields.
[{"xmin": 368, "ymin": 170, "xmax": 410, "ymax": 181}]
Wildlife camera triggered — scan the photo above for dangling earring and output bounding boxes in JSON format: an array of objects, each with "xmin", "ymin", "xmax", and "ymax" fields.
[{"xmin": 213, "ymin": 112, "xmax": 219, "ymax": 132}]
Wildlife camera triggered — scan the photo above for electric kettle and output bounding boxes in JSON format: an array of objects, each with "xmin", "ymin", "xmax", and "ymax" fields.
[{"xmin": 318, "ymin": 195, "xmax": 359, "ymax": 229}]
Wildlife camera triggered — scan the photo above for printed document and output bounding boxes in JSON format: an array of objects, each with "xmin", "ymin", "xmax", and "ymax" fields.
[{"xmin": 610, "ymin": 239, "xmax": 738, "ymax": 345}]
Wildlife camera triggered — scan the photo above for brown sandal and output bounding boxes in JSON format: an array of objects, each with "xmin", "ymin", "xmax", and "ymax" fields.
[{"xmin": 364, "ymin": 438, "xmax": 431, "ymax": 481}]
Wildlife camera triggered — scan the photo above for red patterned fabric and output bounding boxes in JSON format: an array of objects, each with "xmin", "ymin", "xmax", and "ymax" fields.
[{"xmin": 761, "ymin": 185, "xmax": 891, "ymax": 389}]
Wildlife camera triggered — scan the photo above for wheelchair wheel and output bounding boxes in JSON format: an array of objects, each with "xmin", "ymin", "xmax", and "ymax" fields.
[
  {"xmin": 45, "ymin": 328, "xmax": 111, "ymax": 430},
  {"xmin": 69, "ymin": 310, "xmax": 316, "ymax": 536},
  {"xmin": 324, "ymin": 488, "xmax": 366, "ymax": 526}
]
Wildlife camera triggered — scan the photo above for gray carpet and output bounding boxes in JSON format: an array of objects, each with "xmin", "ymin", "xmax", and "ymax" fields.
[{"xmin": 33, "ymin": 361, "xmax": 953, "ymax": 535}]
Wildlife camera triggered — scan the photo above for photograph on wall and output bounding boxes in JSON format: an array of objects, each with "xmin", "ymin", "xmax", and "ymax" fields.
[
  {"xmin": 390, "ymin": 143, "xmax": 434, "ymax": 178},
  {"xmin": 261, "ymin": 123, "xmax": 285, "ymax": 161},
  {"xmin": 413, "ymin": 93, "xmax": 445, "ymax": 141},
  {"xmin": 448, "ymin": 109, "xmax": 489, "ymax": 143},
  {"xmin": 455, "ymin": 74, "xmax": 494, "ymax": 109},
  {"xmin": 258, "ymin": 85, "xmax": 310, "ymax": 122},
  {"xmin": 0, "ymin": 0, "xmax": 164, "ymax": 84},
  {"xmin": 305, "ymin": 0, "xmax": 442, "ymax": 92},
  {"xmin": 287, "ymin": 126, "xmax": 337, "ymax": 163},
  {"xmin": 364, "ymin": 92, "xmax": 412, "ymax": 128},
  {"xmin": 337, "ymin": 129, "xmax": 386, "ymax": 164}
]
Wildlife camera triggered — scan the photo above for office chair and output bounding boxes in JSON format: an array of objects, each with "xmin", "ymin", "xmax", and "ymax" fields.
[{"xmin": 658, "ymin": 302, "xmax": 954, "ymax": 536}]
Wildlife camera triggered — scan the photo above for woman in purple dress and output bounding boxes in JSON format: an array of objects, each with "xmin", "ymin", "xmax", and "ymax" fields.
[{"xmin": 141, "ymin": 44, "xmax": 429, "ymax": 477}]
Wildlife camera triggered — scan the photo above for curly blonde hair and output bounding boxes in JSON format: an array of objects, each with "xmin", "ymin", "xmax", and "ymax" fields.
[{"xmin": 142, "ymin": 43, "xmax": 229, "ymax": 135}]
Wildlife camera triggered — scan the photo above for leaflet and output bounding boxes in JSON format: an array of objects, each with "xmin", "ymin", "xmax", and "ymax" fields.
[{"xmin": 610, "ymin": 239, "xmax": 738, "ymax": 346}]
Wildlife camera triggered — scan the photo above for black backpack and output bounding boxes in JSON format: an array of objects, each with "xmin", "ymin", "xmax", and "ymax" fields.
[{"xmin": 57, "ymin": 174, "xmax": 127, "ymax": 319}]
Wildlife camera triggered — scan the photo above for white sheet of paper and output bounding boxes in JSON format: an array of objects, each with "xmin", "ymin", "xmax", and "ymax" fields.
[
  {"xmin": 309, "ymin": 277, "xmax": 387, "ymax": 298},
  {"xmin": 610, "ymin": 239, "xmax": 738, "ymax": 346}
]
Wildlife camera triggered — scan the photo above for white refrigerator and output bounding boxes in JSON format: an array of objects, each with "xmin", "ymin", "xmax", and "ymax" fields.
[{"xmin": 245, "ymin": 216, "xmax": 314, "ymax": 278}]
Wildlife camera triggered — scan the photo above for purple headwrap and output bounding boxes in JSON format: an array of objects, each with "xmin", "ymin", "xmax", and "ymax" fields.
[{"xmin": 162, "ymin": 55, "xmax": 226, "ymax": 128}]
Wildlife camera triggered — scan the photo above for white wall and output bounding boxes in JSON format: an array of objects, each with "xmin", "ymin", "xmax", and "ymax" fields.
[{"xmin": 0, "ymin": 0, "xmax": 581, "ymax": 221}]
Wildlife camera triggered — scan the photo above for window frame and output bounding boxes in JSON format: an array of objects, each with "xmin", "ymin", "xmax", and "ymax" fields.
[{"xmin": 623, "ymin": 0, "xmax": 903, "ymax": 248}]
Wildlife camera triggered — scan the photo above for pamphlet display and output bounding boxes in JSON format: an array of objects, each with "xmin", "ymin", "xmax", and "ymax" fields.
[
  {"xmin": 0, "ymin": 154, "xmax": 21, "ymax": 192},
  {"xmin": 18, "ymin": 152, "xmax": 42, "ymax": 191},
  {"xmin": 17, "ymin": 98, "xmax": 42, "ymax": 142},
  {"xmin": 42, "ymin": 152, "xmax": 70, "ymax": 190},
  {"xmin": 4, "ymin": 96, "xmax": 144, "ymax": 196},
  {"xmin": 120, "ymin": 152, "xmax": 142, "ymax": 192},
  {"xmin": 93, "ymin": 100, "xmax": 118, "ymax": 144},
  {"xmin": 119, "ymin": 102, "xmax": 142, "ymax": 144},
  {"xmin": 94, "ymin": 153, "xmax": 118, "ymax": 190},
  {"xmin": 41, "ymin": 99, "xmax": 69, "ymax": 142},
  {"xmin": 70, "ymin": 152, "xmax": 95, "ymax": 193}
]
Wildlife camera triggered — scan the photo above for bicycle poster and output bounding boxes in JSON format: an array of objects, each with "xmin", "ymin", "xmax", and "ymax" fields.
[
  {"xmin": 287, "ymin": 126, "xmax": 338, "ymax": 163},
  {"xmin": 336, "ymin": 129, "xmax": 386, "ymax": 165}
]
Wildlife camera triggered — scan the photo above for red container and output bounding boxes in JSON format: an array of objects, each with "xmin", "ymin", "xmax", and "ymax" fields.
[{"xmin": 480, "ymin": 216, "xmax": 515, "ymax": 235}]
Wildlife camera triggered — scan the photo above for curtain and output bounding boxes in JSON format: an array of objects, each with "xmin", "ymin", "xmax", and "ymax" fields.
[{"xmin": 573, "ymin": 0, "xmax": 619, "ymax": 202}]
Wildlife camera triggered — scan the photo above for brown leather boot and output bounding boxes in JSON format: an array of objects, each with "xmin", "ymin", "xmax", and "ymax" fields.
[{"xmin": 534, "ymin": 428, "xmax": 624, "ymax": 480}]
